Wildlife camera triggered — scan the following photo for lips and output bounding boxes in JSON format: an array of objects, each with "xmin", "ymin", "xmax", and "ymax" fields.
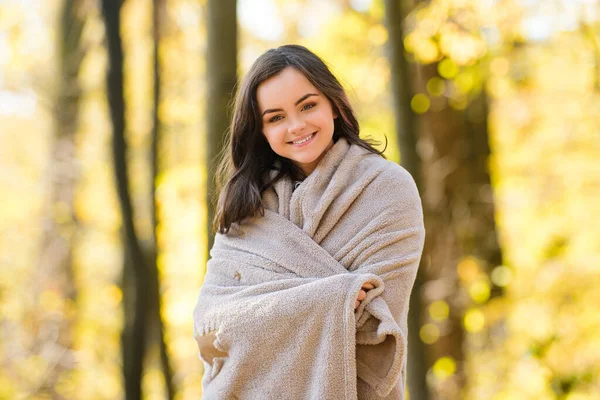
[{"xmin": 288, "ymin": 131, "xmax": 317, "ymax": 144}]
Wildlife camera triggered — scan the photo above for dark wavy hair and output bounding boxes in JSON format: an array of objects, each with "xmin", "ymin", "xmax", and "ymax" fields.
[{"xmin": 213, "ymin": 44, "xmax": 388, "ymax": 234}]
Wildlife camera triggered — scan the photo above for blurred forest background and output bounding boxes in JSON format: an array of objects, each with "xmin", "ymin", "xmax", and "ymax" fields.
[{"xmin": 1, "ymin": 0, "xmax": 599, "ymax": 399}]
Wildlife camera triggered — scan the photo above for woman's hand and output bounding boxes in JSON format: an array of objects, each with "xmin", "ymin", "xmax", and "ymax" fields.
[{"xmin": 354, "ymin": 282, "xmax": 375, "ymax": 310}]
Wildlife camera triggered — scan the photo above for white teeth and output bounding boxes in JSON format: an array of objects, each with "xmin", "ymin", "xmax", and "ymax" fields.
[{"xmin": 292, "ymin": 133, "xmax": 314, "ymax": 145}]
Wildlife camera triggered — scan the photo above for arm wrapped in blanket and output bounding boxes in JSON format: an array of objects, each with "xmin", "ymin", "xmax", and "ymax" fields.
[
  {"xmin": 194, "ymin": 264, "xmax": 384, "ymax": 399},
  {"xmin": 348, "ymin": 166, "xmax": 425, "ymax": 399},
  {"xmin": 193, "ymin": 139, "xmax": 425, "ymax": 399}
]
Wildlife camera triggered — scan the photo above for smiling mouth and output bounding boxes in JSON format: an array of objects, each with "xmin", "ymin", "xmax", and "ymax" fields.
[{"xmin": 289, "ymin": 132, "xmax": 316, "ymax": 145}]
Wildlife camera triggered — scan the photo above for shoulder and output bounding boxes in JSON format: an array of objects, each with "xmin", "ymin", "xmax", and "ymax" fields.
[
  {"xmin": 355, "ymin": 150, "xmax": 423, "ymax": 216},
  {"xmin": 354, "ymin": 148, "xmax": 419, "ymax": 194}
]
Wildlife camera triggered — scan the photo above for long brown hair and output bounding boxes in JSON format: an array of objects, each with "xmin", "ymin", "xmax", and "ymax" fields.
[{"xmin": 213, "ymin": 44, "xmax": 387, "ymax": 234}]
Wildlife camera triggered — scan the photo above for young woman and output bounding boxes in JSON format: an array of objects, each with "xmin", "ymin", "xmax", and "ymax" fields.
[{"xmin": 194, "ymin": 44, "xmax": 425, "ymax": 400}]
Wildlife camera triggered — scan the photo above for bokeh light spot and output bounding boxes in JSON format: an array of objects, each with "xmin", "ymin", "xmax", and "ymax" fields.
[
  {"xmin": 432, "ymin": 356, "xmax": 456, "ymax": 381},
  {"xmin": 420, "ymin": 323, "xmax": 440, "ymax": 344},
  {"xmin": 429, "ymin": 300, "xmax": 450, "ymax": 321},
  {"xmin": 368, "ymin": 24, "xmax": 388, "ymax": 46},
  {"xmin": 491, "ymin": 265, "xmax": 513, "ymax": 287},
  {"xmin": 464, "ymin": 308, "xmax": 485, "ymax": 333},
  {"xmin": 426, "ymin": 77, "xmax": 446, "ymax": 96},
  {"xmin": 438, "ymin": 58, "xmax": 459, "ymax": 79},
  {"xmin": 411, "ymin": 93, "xmax": 430, "ymax": 114},
  {"xmin": 455, "ymin": 72, "xmax": 474, "ymax": 93},
  {"xmin": 457, "ymin": 256, "xmax": 480, "ymax": 283},
  {"xmin": 469, "ymin": 280, "xmax": 491, "ymax": 304}
]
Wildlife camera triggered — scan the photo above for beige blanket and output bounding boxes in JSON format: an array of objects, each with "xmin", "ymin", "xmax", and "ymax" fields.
[{"xmin": 193, "ymin": 138, "xmax": 425, "ymax": 399}]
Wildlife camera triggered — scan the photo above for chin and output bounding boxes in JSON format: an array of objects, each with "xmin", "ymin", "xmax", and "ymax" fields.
[{"xmin": 291, "ymin": 156, "xmax": 319, "ymax": 166}]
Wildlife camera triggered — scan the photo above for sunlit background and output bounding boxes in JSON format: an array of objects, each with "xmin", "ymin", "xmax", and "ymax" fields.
[{"xmin": 1, "ymin": 0, "xmax": 599, "ymax": 399}]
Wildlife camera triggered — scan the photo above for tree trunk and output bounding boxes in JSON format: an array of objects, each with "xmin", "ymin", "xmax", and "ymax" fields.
[
  {"xmin": 383, "ymin": 0, "xmax": 429, "ymax": 399},
  {"xmin": 32, "ymin": 0, "xmax": 85, "ymax": 396},
  {"xmin": 101, "ymin": 1, "xmax": 149, "ymax": 398},
  {"xmin": 205, "ymin": 0, "xmax": 237, "ymax": 257},
  {"xmin": 463, "ymin": 91, "xmax": 503, "ymax": 272},
  {"xmin": 417, "ymin": 63, "xmax": 503, "ymax": 399},
  {"xmin": 150, "ymin": 0, "xmax": 175, "ymax": 398}
]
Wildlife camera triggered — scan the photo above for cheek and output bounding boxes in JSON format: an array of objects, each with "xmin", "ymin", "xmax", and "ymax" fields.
[
  {"xmin": 315, "ymin": 108, "xmax": 335, "ymax": 124},
  {"xmin": 317, "ymin": 113, "xmax": 336, "ymax": 131},
  {"xmin": 263, "ymin": 126, "xmax": 285, "ymax": 146}
]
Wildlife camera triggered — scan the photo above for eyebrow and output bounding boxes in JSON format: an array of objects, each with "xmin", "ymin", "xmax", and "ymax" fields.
[{"xmin": 261, "ymin": 93, "xmax": 319, "ymax": 117}]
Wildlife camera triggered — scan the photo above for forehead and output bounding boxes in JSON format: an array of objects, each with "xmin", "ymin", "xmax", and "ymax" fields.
[{"xmin": 256, "ymin": 67, "xmax": 319, "ymax": 109}]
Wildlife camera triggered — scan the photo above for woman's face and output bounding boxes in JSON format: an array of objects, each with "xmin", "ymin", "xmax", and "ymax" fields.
[{"xmin": 257, "ymin": 67, "xmax": 337, "ymax": 177}]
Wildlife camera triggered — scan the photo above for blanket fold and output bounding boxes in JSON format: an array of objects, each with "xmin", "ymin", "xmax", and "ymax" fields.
[{"xmin": 193, "ymin": 138, "xmax": 425, "ymax": 399}]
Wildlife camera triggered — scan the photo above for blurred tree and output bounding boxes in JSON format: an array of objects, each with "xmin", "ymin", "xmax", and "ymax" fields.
[
  {"xmin": 408, "ymin": 27, "xmax": 502, "ymax": 400},
  {"xmin": 420, "ymin": 63, "xmax": 502, "ymax": 396},
  {"xmin": 32, "ymin": 0, "xmax": 86, "ymax": 396},
  {"xmin": 205, "ymin": 0, "xmax": 237, "ymax": 255},
  {"xmin": 101, "ymin": 0, "xmax": 149, "ymax": 398},
  {"xmin": 580, "ymin": 22, "xmax": 600, "ymax": 91},
  {"xmin": 383, "ymin": 0, "xmax": 429, "ymax": 399},
  {"xmin": 420, "ymin": 62, "xmax": 469, "ymax": 398},
  {"xmin": 389, "ymin": 0, "xmax": 504, "ymax": 397},
  {"xmin": 149, "ymin": 0, "xmax": 175, "ymax": 398}
]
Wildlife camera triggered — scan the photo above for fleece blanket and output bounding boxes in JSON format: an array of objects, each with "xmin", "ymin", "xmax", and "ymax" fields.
[{"xmin": 193, "ymin": 137, "xmax": 425, "ymax": 399}]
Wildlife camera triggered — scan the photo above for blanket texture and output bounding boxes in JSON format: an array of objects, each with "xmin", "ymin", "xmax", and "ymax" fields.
[{"xmin": 193, "ymin": 137, "xmax": 425, "ymax": 399}]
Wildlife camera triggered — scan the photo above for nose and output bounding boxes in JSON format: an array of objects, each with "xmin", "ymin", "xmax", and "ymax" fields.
[{"xmin": 288, "ymin": 115, "xmax": 307, "ymax": 135}]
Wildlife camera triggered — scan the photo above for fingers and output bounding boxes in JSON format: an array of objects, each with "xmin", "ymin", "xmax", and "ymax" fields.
[
  {"xmin": 362, "ymin": 283, "xmax": 375, "ymax": 290},
  {"xmin": 355, "ymin": 284, "xmax": 376, "ymax": 311},
  {"xmin": 355, "ymin": 289, "xmax": 368, "ymax": 310},
  {"xmin": 357, "ymin": 289, "xmax": 367, "ymax": 301}
]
